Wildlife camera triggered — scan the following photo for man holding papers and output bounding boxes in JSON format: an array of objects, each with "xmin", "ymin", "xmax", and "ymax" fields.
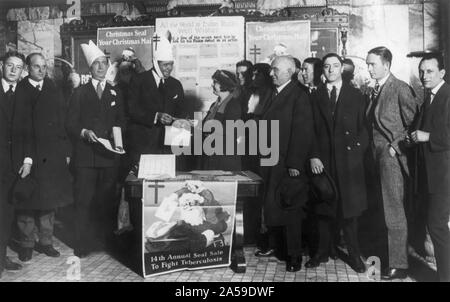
[
  {"xmin": 66, "ymin": 41, "xmax": 126, "ymax": 258},
  {"xmin": 127, "ymin": 30, "xmax": 190, "ymax": 170}
]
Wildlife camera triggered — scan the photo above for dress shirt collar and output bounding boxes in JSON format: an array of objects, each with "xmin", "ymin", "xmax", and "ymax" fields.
[
  {"xmin": 28, "ymin": 77, "xmax": 44, "ymax": 90},
  {"xmin": 91, "ymin": 78, "xmax": 106, "ymax": 90},
  {"xmin": 431, "ymin": 80, "xmax": 445, "ymax": 96},
  {"xmin": 326, "ymin": 80, "xmax": 342, "ymax": 92},
  {"xmin": 1, "ymin": 78, "xmax": 17, "ymax": 93},
  {"xmin": 152, "ymin": 69, "xmax": 164, "ymax": 85},
  {"xmin": 376, "ymin": 72, "xmax": 391, "ymax": 87},
  {"xmin": 276, "ymin": 80, "xmax": 291, "ymax": 94}
]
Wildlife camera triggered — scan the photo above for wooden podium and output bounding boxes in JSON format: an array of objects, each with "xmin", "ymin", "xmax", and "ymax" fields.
[{"xmin": 123, "ymin": 170, "xmax": 263, "ymax": 276}]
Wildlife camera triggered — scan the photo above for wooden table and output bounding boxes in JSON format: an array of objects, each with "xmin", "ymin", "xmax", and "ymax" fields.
[{"xmin": 124, "ymin": 170, "xmax": 263, "ymax": 275}]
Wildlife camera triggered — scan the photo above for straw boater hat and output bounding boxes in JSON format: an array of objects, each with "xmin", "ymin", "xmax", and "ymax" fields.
[
  {"xmin": 80, "ymin": 40, "xmax": 106, "ymax": 67},
  {"xmin": 152, "ymin": 30, "xmax": 174, "ymax": 78}
]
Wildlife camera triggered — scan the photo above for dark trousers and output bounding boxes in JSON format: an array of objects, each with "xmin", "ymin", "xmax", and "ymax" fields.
[
  {"xmin": 16, "ymin": 210, "xmax": 55, "ymax": 248},
  {"xmin": 0, "ymin": 198, "xmax": 14, "ymax": 273},
  {"xmin": 317, "ymin": 216, "xmax": 361, "ymax": 258},
  {"xmin": 73, "ymin": 167, "xmax": 118, "ymax": 251},
  {"xmin": 266, "ymin": 218, "xmax": 303, "ymax": 258},
  {"xmin": 427, "ymin": 193, "xmax": 450, "ymax": 282}
]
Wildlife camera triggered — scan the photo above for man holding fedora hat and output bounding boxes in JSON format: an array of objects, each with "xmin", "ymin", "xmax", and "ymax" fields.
[{"xmin": 307, "ymin": 53, "xmax": 368, "ymax": 273}]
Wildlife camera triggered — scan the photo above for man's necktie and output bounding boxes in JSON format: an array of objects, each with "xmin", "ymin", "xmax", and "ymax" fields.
[
  {"xmin": 6, "ymin": 84, "xmax": 14, "ymax": 97},
  {"xmin": 158, "ymin": 78, "xmax": 165, "ymax": 95},
  {"xmin": 35, "ymin": 84, "xmax": 41, "ymax": 91},
  {"xmin": 372, "ymin": 81, "xmax": 380, "ymax": 100},
  {"xmin": 330, "ymin": 85, "xmax": 337, "ymax": 115},
  {"xmin": 96, "ymin": 81, "xmax": 103, "ymax": 99}
]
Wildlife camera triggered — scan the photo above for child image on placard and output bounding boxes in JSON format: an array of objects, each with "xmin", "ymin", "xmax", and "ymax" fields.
[{"xmin": 144, "ymin": 181, "xmax": 234, "ymax": 253}]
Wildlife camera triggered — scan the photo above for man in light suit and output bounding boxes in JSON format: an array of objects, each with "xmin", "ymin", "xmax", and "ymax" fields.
[
  {"xmin": 366, "ymin": 46, "xmax": 421, "ymax": 279},
  {"xmin": 410, "ymin": 53, "xmax": 450, "ymax": 282}
]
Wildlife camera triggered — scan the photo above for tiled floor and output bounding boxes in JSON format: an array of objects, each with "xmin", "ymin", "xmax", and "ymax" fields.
[{"xmin": 0, "ymin": 236, "xmax": 436, "ymax": 282}]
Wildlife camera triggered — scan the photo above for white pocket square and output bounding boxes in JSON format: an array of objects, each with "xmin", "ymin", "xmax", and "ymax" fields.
[
  {"xmin": 172, "ymin": 94, "xmax": 178, "ymax": 100},
  {"xmin": 111, "ymin": 101, "xmax": 116, "ymax": 106},
  {"xmin": 110, "ymin": 90, "xmax": 117, "ymax": 96}
]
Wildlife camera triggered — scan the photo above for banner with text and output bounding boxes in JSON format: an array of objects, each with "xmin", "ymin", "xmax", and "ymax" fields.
[
  {"xmin": 142, "ymin": 180, "xmax": 237, "ymax": 277},
  {"xmin": 246, "ymin": 20, "xmax": 311, "ymax": 64},
  {"xmin": 97, "ymin": 25, "xmax": 154, "ymax": 70},
  {"xmin": 156, "ymin": 16, "xmax": 245, "ymax": 111}
]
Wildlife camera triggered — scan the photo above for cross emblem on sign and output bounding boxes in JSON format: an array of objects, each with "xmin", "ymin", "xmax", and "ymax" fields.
[
  {"xmin": 148, "ymin": 181, "xmax": 165, "ymax": 204},
  {"xmin": 249, "ymin": 44, "xmax": 261, "ymax": 64},
  {"xmin": 152, "ymin": 34, "xmax": 161, "ymax": 50}
]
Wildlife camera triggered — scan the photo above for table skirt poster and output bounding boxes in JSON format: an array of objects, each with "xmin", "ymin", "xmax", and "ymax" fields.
[{"xmin": 142, "ymin": 180, "xmax": 238, "ymax": 277}]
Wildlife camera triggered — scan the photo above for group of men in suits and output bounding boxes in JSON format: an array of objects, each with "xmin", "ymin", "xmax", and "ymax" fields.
[
  {"xmin": 254, "ymin": 48, "xmax": 449, "ymax": 281},
  {"xmin": 1, "ymin": 36, "xmax": 449, "ymax": 281},
  {"xmin": 0, "ymin": 51, "xmax": 75, "ymax": 278}
]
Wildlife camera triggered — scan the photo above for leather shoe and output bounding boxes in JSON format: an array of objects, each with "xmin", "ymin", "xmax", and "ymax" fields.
[
  {"xmin": 4, "ymin": 257, "xmax": 22, "ymax": 271},
  {"xmin": 349, "ymin": 256, "xmax": 366, "ymax": 273},
  {"xmin": 286, "ymin": 256, "xmax": 302, "ymax": 272},
  {"xmin": 18, "ymin": 247, "xmax": 33, "ymax": 262},
  {"xmin": 35, "ymin": 244, "xmax": 60, "ymax": 257},
  {"xmin": 381, "ymin": 268, "xmax": 408, "ymax": 280},
  {"xmin": 329, "ymin": 246, "xmax": 338, "ymax": 260},
  {"xmin": 74, "ymin": 248, "xmax": 90, "ymax": 259},
  {"xmin": 305, "ymin": 255, "xmax": 329, "ymax": 268},
  {"xmin": 255, "ymin": 248, "xmax": 275, "ymax": 257}
]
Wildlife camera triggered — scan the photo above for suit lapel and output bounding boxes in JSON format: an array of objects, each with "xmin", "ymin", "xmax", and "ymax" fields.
[
  {"xmin": 316, "ymin": 85, "xmax": 333, "ymax": 131},
  {"xmin": 374, "ymin": 74, "xmax": 394, "ymax": 121},
  {"xmin": 263, "ymin": 81, "xmax": 294, "ymax": 116}
]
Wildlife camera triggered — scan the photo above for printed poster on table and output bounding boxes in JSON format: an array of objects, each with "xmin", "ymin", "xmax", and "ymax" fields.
[
  {"xmin": 246, "ymin": 20, "xmax": 310, "ymax": 64},
  {"xmin": 97, "ymin": 26, "xmax": 155, "ymax": 70},
  {"xmin": 142, "ymin": 180, "xmax": 238, "ymax": 277},
  {"xmin": 156, "ymin": 16, "xmax": 245, "ymax": 111}
]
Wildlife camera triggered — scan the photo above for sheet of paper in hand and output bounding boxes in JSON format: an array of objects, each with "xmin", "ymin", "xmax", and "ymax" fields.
[
  {"xmin": 164, "ymin": 125, "xmax": 191, "ymax": 146},
  {"xmin": 138, "ymin": 154, "xmax": 176, "ymax": 179},
  {"xmin": 97, "ymin": 138, "xmax": 126, "ymax": 154}
]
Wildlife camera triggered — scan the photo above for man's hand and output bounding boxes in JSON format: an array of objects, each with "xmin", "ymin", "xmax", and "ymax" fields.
[
  {"xmin": 410, "ymin": 130, "xmax": 430, "ymax": 143},
  {"xmin": 66, "ymin": 157, "xmax": 71, "ymax": 165},
  {"xmin": 83, "ymin": 130, "xmax": 99, "ymax": 143},
  {"xmin": 157, "ymin": 112, "xmax": 174, "ymax": 125},
  {"xmin": 172, "ymin": 119, "xmax": 191, "ymax": 130},
  {"xmin": 389, "ymin": 146, "xmax": 397, "ymax": 157},
  {"xmin": 288, "ymin": 168, "xmax": 300, "ymax": 177},
  {"xmin": 310, "ymin": 158, "xmax": 324, "ymax": 175},
  {"xmin": 18, "ymin": 163, "xmax": 32, "ymax": 178}
]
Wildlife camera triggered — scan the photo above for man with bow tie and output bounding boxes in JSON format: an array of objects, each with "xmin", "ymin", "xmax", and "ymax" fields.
[
  {"xmin": 66, "ymin": 41, "xmax": 125, "ymax": 258},
  {"xmin": 13, "ymin": 53, "xmax": 73, "ymax": 262},
  {"xmin": 0, "ymin": 51, "xmax": 30, "ymax": 278},
  {"xmin": 365, "ymin": 46, "xmax": 421, "ymax": 280},
  {"xmin": 410, "ymin": 53, "xmax": 450, "ymax": 282},
  {"xmin": 127, "ymin": 31, "xmax": 189, "ymax": 170}
]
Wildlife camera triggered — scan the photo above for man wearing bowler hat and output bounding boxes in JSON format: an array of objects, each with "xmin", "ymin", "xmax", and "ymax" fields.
[{"xmin": 307, "ymin": 53, "xmax": 368, "ymax": 273}]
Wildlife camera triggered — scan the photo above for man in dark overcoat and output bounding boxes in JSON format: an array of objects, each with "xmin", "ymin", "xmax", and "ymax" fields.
[
  {"xmin": 306, "ymin": 53, "xmax": 368, "ymax": 273},
  {"xmin": 66, "ymin": 41, "xmax": 126, "ymax": 258},
  {"xmin": 259, "ymin": 56, "xmax": 314, "ymax": 272},
  {"xmin": 0, "ymin": 51, "xmax": 30, "ymax": 277},
  {"xmin": 14, "ymin": 53, "xmax": 73, "ymax": 262},
  {"xmin": 127, "ymin": 31, "xmax": 189, "ymax": 170}
]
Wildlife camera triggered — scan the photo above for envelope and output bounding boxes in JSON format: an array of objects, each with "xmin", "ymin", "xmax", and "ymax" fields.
[{"xmin": 164, "ymin": 126, "xmax": 191, "ymax": 146}]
